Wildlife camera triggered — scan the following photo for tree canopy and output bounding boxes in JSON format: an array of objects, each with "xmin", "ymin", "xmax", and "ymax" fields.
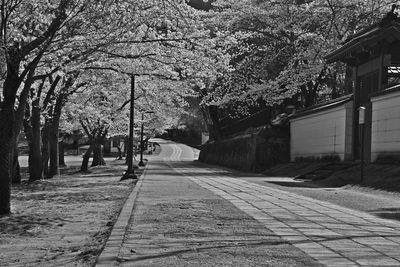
[
  {"xmin": 0, "ymin": 0, "xmax": 398, "ymax": 214},
  {"xmin": 194, "ymin": 0, "xmax": 396, "ymax": 139}
]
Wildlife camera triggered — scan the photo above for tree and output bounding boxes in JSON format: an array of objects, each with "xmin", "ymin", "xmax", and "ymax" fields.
[
  {"xmin": 0, "ymin": 0, "xmax": 231, "ymax": 214},
  {"xmin": 196, "ymin": 0, "xmax": 395, "ymax": 139},
  {"xmin": 0, "ymin": 0, "xmax": 72, "ymax": 214},
  {"xmin": 4, "ymin": 0, "xmax": 170, "ymax": 183},
  {"xmin": 61, "ymin": 70, "xmax": 186, "ymax": 171}
]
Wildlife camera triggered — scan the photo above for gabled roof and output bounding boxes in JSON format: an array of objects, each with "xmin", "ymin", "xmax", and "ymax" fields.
[{"xmin": 325, "ymin": 16, "xmax": 400, "ymax": 63}]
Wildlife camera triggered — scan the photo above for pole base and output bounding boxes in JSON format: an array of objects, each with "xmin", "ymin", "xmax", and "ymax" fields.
[
  {"xmin": 120, "ymin": 170, "xmax": 137, "ymax": 181},
  {"xmin": 0, "ymin": 207, "xmax": 10, "ymax": 216},
  {"xmin": 138, "ymin": 161, "xmax": 145, "ymax": 167}
]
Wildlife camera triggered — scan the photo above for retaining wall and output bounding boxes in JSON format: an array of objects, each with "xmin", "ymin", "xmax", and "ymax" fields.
[{"xmin": 199, "ymin": 126, "xmax": 289, "ymax": 172}]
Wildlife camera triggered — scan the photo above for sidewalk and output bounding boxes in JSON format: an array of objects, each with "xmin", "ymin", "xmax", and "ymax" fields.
[
  {"xmin": 96, "ymin": 160, "xmax": 321, "ymax": 266},
  {"xmin": 181, "ymin": 164, "xmax": 400, "ymax": 266},
  {"xmin": 96, "ymin": 142, "xmax": 400, "ymax": 266}
]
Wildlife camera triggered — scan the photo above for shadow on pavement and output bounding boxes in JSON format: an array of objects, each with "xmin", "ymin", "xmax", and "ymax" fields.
[
  {"xmin": 370, "ymin": 207, "xmax": 400, "ymax": 221},
  {"xmin": 119, "ymin": 239, "xmax": 290, "ymax": 262},
  {"xmin": 265, "ymin": 181, "xmax": 322, "ymax": 189},
  {"xmin": 119, "ymin": 232, "xmax": 400, "ymax": 263}
]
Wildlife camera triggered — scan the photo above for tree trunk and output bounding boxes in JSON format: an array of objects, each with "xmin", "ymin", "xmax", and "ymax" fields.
[
  {"xmin": 206, "ymin": 105, "xmax": 221, "ymax": 140},
  {"xmin": 79, "ymin": 121, "xmax": 108, "ymax": 170},
  {"xmin": 0, "ymin": 106, "xmax": 14, "ymax": 215},
  {"xmin": 116, "ymin": 144, "xmax": 123, "ymax": 160},
  {"xmin": 0, "ymin": 52, "xmax": 21, "ymax": 214},
  {"xmin": 29, "ymin": 102, "xmax": 43, "ymax": 181},
  {"xmin": 48, "ymin": 130, "xmax": 58, "ymax": 177},
  {"xmin": 59, "ymin": 140, "xmax": 66, "ymax": 167},
  {"xmin": 11, "ymin": 69, "xmax": 35, "ymax": 184},
  {"xmin": 41, "ymin": 122, "xmax": 50, "ymax": 178},
  {"xmin": 48, "ymin": 94, "xmax": 64, "ymax": 177},
  {"xmin": 11, "ymin": 142, "xmax": 21, "ymax": 184},
  {"xmin": 92, "ymin": 142, "xmax": 105, "ymax": 167},
  {"xmin": 80, "ymin": 144, "xmax": 94, "ymax": 172}
]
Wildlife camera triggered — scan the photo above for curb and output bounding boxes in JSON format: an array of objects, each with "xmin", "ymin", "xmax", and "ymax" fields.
[{"xmin": 95, "ymin": 164, "xmax": 150, "ymax": 267}]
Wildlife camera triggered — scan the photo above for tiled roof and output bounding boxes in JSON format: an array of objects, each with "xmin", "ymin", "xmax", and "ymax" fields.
[{"xmin": 325, "ymin": 15, "xmax": 400, "ymax": 63}]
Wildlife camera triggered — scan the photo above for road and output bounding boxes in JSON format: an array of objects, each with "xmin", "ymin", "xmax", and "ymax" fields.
[{"xmin": 98, "ymin": 139, "xmax": 400, "ymax": 266}]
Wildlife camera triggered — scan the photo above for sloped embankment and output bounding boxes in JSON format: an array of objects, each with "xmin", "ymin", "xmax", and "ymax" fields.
[{"xmin": 264, "ymin": 162, "xmax": 400, "ymax": 193}]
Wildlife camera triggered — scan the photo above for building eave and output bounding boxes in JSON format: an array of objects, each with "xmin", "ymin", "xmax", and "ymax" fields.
[{"xmin": 325, "ymin": 20, "xmax": 400, "ymax": 63}]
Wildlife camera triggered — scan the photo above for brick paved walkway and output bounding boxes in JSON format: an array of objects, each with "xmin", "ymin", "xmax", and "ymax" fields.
[
  {"xmin": 97, "ymin": 141, "xmax": 400, "ymax": 266},
  {"xmin": 176, "ymin": 165, "xmax": 400, "ymax": 266}
]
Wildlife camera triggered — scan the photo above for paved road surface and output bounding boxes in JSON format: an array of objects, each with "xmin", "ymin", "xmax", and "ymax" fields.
[{"xmin": 97, "ymin": 139, "xmax": 400, "ymax": 266}]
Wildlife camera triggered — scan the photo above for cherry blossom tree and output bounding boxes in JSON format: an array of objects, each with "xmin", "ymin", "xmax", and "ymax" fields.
[
  {"xmin": 0, "ymin": 0, "xmax": 74, "ymax": 214},
  {"xmin": 197, "ymin": 0, "xmax": 395, "ymax": 139}
]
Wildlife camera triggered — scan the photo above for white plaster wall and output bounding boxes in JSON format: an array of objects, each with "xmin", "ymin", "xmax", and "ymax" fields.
[
  {"xmin": 371, "ymin": 90, "xmax": 400, "ymax": 161},
  {"xmin": 290, "ymin": 102, "xmax": 353, "ymax": 161}
]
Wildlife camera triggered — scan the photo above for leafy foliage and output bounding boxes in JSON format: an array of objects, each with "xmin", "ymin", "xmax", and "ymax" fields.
[{"xmin": 193, "ymin": 0, "xmax": 396, "ymax": 140}]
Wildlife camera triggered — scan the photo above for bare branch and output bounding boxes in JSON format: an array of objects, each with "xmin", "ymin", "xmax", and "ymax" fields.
[
  {"xmin": 42, "ymin": 75, "xmax": 62, "ymax": 110},
  {"xmin": 116, "ymin": 93, "xmax": 143, "ymax": 112},
  {"xmin": 113, "ymin": 36, "xmax": 207, "ymax": 45},
  {"xmin": 83, "ymin": 66, "xmax": 178, "ymax": 80},
  {"xmin": 98, "ymin": 50, "xmax": 157, "ymax": 59},
  {"xmin": 21, "ymin": 0, "xmax": 70, "ymax": 57}
]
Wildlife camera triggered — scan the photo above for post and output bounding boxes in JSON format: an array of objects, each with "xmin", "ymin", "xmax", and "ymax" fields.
[
  {"xmin": 121, "ymin": 75, "xmax": 137, "ymax": 180},
  {"xmin": 57, "ymin": 131, "xmax": 60, "ymax": 178},
  {"xmin": 138, "ymin": 111, "xmax": 154, "ymax": 167},
  {"xmin": 360, "ymin": 125, "xmax": 365, "ymax": 183},
  {"xmin": 139, "ymin": 112, "xmax": 145, "ymax": 167},
  {"xmin": 359, "ymin": 106, "xmax": 366, "ymax": 183}
]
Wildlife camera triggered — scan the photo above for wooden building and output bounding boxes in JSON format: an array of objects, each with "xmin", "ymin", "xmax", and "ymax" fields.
[{"xmin": 291, "ymin": 8, "xmax": 400, "ymax": 162}]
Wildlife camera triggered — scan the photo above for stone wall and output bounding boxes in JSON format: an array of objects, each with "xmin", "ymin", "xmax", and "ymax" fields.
[{"xmin": 199, "ymin": 126, "xmax": 289, "ymax": 172}]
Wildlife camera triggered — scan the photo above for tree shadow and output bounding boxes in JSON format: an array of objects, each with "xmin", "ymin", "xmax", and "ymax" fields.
[
  {"xmin": 0, "ymin": 213, "xmax": 52, "ymax": 236},
  {"xmin": 265, "ymin": 181, "xmax": 323, "ymax": 189},
  {"xmin": 118, "ymin": 239, "xmax": 291, "ymax": 263},
  {"xmin": 118, "ymin": 232, "xmax": 400, "ymax": 263},
  {"xmin": 369, "ymin": 208, "xmax": 400, "ymax": 221}
]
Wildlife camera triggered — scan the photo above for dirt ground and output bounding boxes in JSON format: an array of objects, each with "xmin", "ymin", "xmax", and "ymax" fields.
[{"xmin": 0, "ymin": 158, "xmax": 142, "ymax": 267}]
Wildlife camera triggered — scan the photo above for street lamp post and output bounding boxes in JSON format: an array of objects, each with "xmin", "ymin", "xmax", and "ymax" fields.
[
  {"xmin": 139, "ymin": 111, "xmax": 154, "ymax": 167},
  {"xmin": 121, "ymin": 75, "xmax": 137, "ymax": 180}
]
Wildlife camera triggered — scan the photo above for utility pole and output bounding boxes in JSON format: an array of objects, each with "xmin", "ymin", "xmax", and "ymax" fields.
[
  {"xmin": 139, "ymin": 112, "xmax": 145, "ymax": 167},
  {"xmin": 121, "ymin": 75, "xmax": 137, "ymax": 180}
]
